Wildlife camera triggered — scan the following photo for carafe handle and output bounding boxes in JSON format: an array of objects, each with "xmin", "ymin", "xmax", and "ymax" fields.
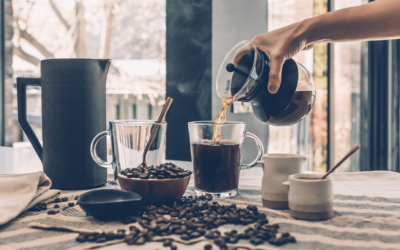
[
  {"xmin": 17, "ymin": 77, "xmax": 43, "ymax": 162},
  {"xmin": 90, "ymin": 130, "xmax": 113, "ymax": 168},
  {"xmin": 241, "ymin": 131, "xmax": 264, "ymax": 170}
]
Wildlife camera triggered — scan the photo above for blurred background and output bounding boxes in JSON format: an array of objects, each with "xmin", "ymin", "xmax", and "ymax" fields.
[{"xmin": 2, "ymin": 0, "xmax": 399, "ymax": 173}]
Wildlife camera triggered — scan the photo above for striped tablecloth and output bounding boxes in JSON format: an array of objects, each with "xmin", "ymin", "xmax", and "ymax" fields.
[{"xmin": 1, "ymin": 171, "xmax": 400, "ymax": 250}]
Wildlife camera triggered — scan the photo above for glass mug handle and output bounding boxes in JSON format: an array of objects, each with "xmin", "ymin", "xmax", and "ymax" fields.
[
  {"xmin": 90, "ymin": 130, "xmax": 113, "ymax": 168},
  {"xmin": 240, "ymin": 131, "xmax": 264, "ymax": 170}
]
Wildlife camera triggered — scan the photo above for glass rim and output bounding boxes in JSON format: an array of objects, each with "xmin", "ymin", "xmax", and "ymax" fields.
[
  {"xmin": 110, "ymin": 120, "xmax": 167, "ymax": 125},
  {"xmin": 290, "ymin": 173, "xmax": 332, "ymax": 182},
  {"xmin": 216, "ymin": 40, "xmax": 257, "ymax": 102},
  {"xmin": 188, "ymin": 121, "xmax": 245, "ymax": 125}
]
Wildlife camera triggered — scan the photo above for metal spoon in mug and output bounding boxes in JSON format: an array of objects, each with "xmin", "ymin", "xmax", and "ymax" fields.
[
  {"xmin": 139, "ymin": 97, "xmax": 173, "ymax": 168},
  {"xmin": 319, "ymin": 144, "xmax": 360, "ymax": 180}
]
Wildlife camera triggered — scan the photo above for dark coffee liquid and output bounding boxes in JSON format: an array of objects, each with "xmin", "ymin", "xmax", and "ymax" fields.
[
  {"xmin": 267, "ymin": 90, "xmax": 314, "ymax": 125},
  {"xmin": 192, "ymin": 140, "xmax": 241, "ymax": 193}
]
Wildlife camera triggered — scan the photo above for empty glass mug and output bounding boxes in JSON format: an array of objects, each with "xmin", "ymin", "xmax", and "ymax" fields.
[
  {"xmin": 188, "ymin": 121, "xmax": 264, "ymax": 198},
  {"xmin": 90, "ymin": 120, "xmax": 167, "ymax": 180}
]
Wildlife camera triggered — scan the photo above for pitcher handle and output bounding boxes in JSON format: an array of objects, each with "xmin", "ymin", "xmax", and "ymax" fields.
[
  {"xmin": 241, "ymin": 131, "xmax": 264, "ymax": 170},
  {"xmin": 17, "ymin": 77, "xmax": 43, "ymax": 162},
  {"xmin": 90, "ymin": 130, "xmax": 113, "ymax": 168}
]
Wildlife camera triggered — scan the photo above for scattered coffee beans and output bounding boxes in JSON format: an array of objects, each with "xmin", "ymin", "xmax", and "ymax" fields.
[
  {"xmin": 47, "ymin": 210, "xmax": 59, "ymax": 215},
  {"xmin": 72, "ymin": 192, "xmax": 297, "ymax": 249},
  {"xmin": 119, "ymin": 163, "xmax": 192, "ymax": 179},
  {"xmin": 68, "ymin": 202, "xmax": 75, "ymax": 207},
  {"xmin": 30, "ymin": 203, "xmax": 48, "ymax": 211}
]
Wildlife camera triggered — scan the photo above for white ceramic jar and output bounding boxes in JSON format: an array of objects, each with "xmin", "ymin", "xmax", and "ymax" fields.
[
  {"xmin": 258, "ymin": 154, "xmax": 306, "ymax": 209},
  {"xmin": 285, "ymin": 173, "xmax": 333, "ymax": 221}
]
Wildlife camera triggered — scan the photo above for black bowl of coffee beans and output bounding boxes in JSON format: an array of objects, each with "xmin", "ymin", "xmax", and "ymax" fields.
[{"xmin": 118, "ymin": 163, "xmax": 192, "ymax": 204}]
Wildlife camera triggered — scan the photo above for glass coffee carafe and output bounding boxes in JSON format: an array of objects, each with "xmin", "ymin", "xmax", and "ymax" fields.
[{"xmin": 216, "ymin": 40, "xmax": 316, "ymax": 126}]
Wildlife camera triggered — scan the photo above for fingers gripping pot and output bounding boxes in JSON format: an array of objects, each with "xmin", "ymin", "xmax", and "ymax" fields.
[{"xmin": 216, "ymin": 40, "xmax": 315, "ymax": 126}]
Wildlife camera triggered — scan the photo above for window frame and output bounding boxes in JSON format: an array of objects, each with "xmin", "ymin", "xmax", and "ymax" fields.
[{"xmin": 0, "ymin": 0, "xmax": 4, "ymax": 146}]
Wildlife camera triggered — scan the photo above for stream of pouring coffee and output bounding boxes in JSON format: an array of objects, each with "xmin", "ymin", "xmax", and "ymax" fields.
[{"xmin": 212, "ymin": 96, "xmax": 234, "ymax": 143}]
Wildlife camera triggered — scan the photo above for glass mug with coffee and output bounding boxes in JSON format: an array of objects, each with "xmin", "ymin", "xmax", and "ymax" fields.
[{"xmin": 188, "ymin": 121, "xmax": 264, "ymax": 198}]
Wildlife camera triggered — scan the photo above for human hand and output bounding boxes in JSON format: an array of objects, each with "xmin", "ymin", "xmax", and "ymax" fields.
[{"xmin": 233, "ymin": 21, "xmax": 312, "ymax": 94}]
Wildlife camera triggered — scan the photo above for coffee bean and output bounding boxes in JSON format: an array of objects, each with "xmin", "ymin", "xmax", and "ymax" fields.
[
  {"xmin": 229, "ymin": 237, "xmax": 238, "ymax": 243},
  {"xmin": 54, "ymin": 204, "xmax": 59, "ymax": 208},
  {"xmin": 129, "ymin": 225, "xmax": 138, "ymax": 232},
  {"xmin": 126, "ymin": 238, "xmax": 136, "ymax": 245},
  {"xmin": 47, "ymin": 210, "xmax": 59, "ymax": 215},
  {"xmin": 96, "ymin": 237, "xmax": 107, "ymax": 243},
  {"xmin": 76, "ymin": 235, "xmax": 86, "ymax": 242},
  {"xmin": 159, "ymin": 223, "xmax": 171, "ymax": 231},
  {"xmin": 68, "ymin": 202, "xmax": 75, "ymax": 207},
  {"xmin": 281, "ymin": 232, "xmax": 290, "ymax": 237},
  {"xmin": 287, "ymin": 236, "xmax": 296, "ymax": 243},
  {"xmin": 61, "ymin": 197, "xmax": 68, "ymax": 202},
  {"xmin": 246, "ymin": 205, "xmax": 257, "ymax": 212},
  {"xmin": 190, "ymin": 232, "xmax": 201, "ymax": 239},
  {"xmin": 54, "ymin": 198, "xmax": 61, "ymax": 202},
  {"xmin": 135, "ymin": 237, "xmax": 146, "ymax": 245},
  {"xmin": 139, "ymin": 172, "xmax": 149, "ymax": 179},
  {"xmin": 204, "ymin": 244, "xmax": 212, "ymax": 250},
  {"xmin": 175, "ymin": 229, "xmax": 185, "ymax": 235},
  {"xmin": 213, "ymin": 238, "xmax": 225, "ymax": 247},
  {"xmin": 124, "ymin": 234, "xmax": 134, "ymax": 242},
  {"xmin": 170, "ymin": 244, "xmax": 177, "ymax": 250},
  {"xmin": 181, "ymin": 234, "xmax": 190, "ymax": 240},
  {"xmin": 87, "ymin": 235, "xmax": 97, "ymax": 242},
  {"xmin": 163, "ymin": 239, "xmax": 173, "ymax": 247}
]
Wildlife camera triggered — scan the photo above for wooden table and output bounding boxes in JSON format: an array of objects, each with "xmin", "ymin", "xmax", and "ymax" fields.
[{"xmin": 1, "ymin": 147, "xmax": 400, "ymax": 250}]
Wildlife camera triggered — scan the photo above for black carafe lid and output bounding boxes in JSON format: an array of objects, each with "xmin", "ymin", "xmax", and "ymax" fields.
[{"xmin": 228, "ymin": 50, "xmax": 299, "ymax": 121}]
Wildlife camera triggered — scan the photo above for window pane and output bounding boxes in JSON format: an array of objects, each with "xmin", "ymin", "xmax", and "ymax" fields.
[
  {"xmin": 333, "ymin": 0, "xmax": 364, "ymax": 172},
  {"xmin": 268, "ymin": 0, "xmax": 324, "ymax": 171},
  {"xmin": 11, "ymin": 0, "xmax": 166, "ymax": 144}
]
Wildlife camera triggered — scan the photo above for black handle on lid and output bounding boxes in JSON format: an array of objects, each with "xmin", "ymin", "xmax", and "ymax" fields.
[{"xmin": 17, "ymin": 77, "xmax": 43, "ymax": 162}]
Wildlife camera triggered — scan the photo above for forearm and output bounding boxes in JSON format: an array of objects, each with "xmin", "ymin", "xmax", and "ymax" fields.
[{"xmin": 303, "ymin": 0, "xmax": 400, "ymax": 45}]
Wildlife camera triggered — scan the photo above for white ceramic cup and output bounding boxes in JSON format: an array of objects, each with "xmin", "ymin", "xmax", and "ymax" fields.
[
  {"xmin": 258, "ymin": 154, "xmax": 306, "ymax": 210},
  {"xmin": 284, "ymin": 173, "xmax": 333, "ymax": 221}
]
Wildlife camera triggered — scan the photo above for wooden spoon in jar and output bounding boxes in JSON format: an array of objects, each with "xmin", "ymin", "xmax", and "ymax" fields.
[
  {"xmin": 319, "ymin": 144, "xmax": 360, "ymax": 180},
  {"xmin": 139, "ymin": 97, "xmax": 173, "ymax": 168}
]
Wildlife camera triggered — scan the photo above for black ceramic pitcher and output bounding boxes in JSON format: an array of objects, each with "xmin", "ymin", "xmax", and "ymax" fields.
[{"xmin": 17, "ymin": 59, "xmax": 111, "ymax": 190}]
